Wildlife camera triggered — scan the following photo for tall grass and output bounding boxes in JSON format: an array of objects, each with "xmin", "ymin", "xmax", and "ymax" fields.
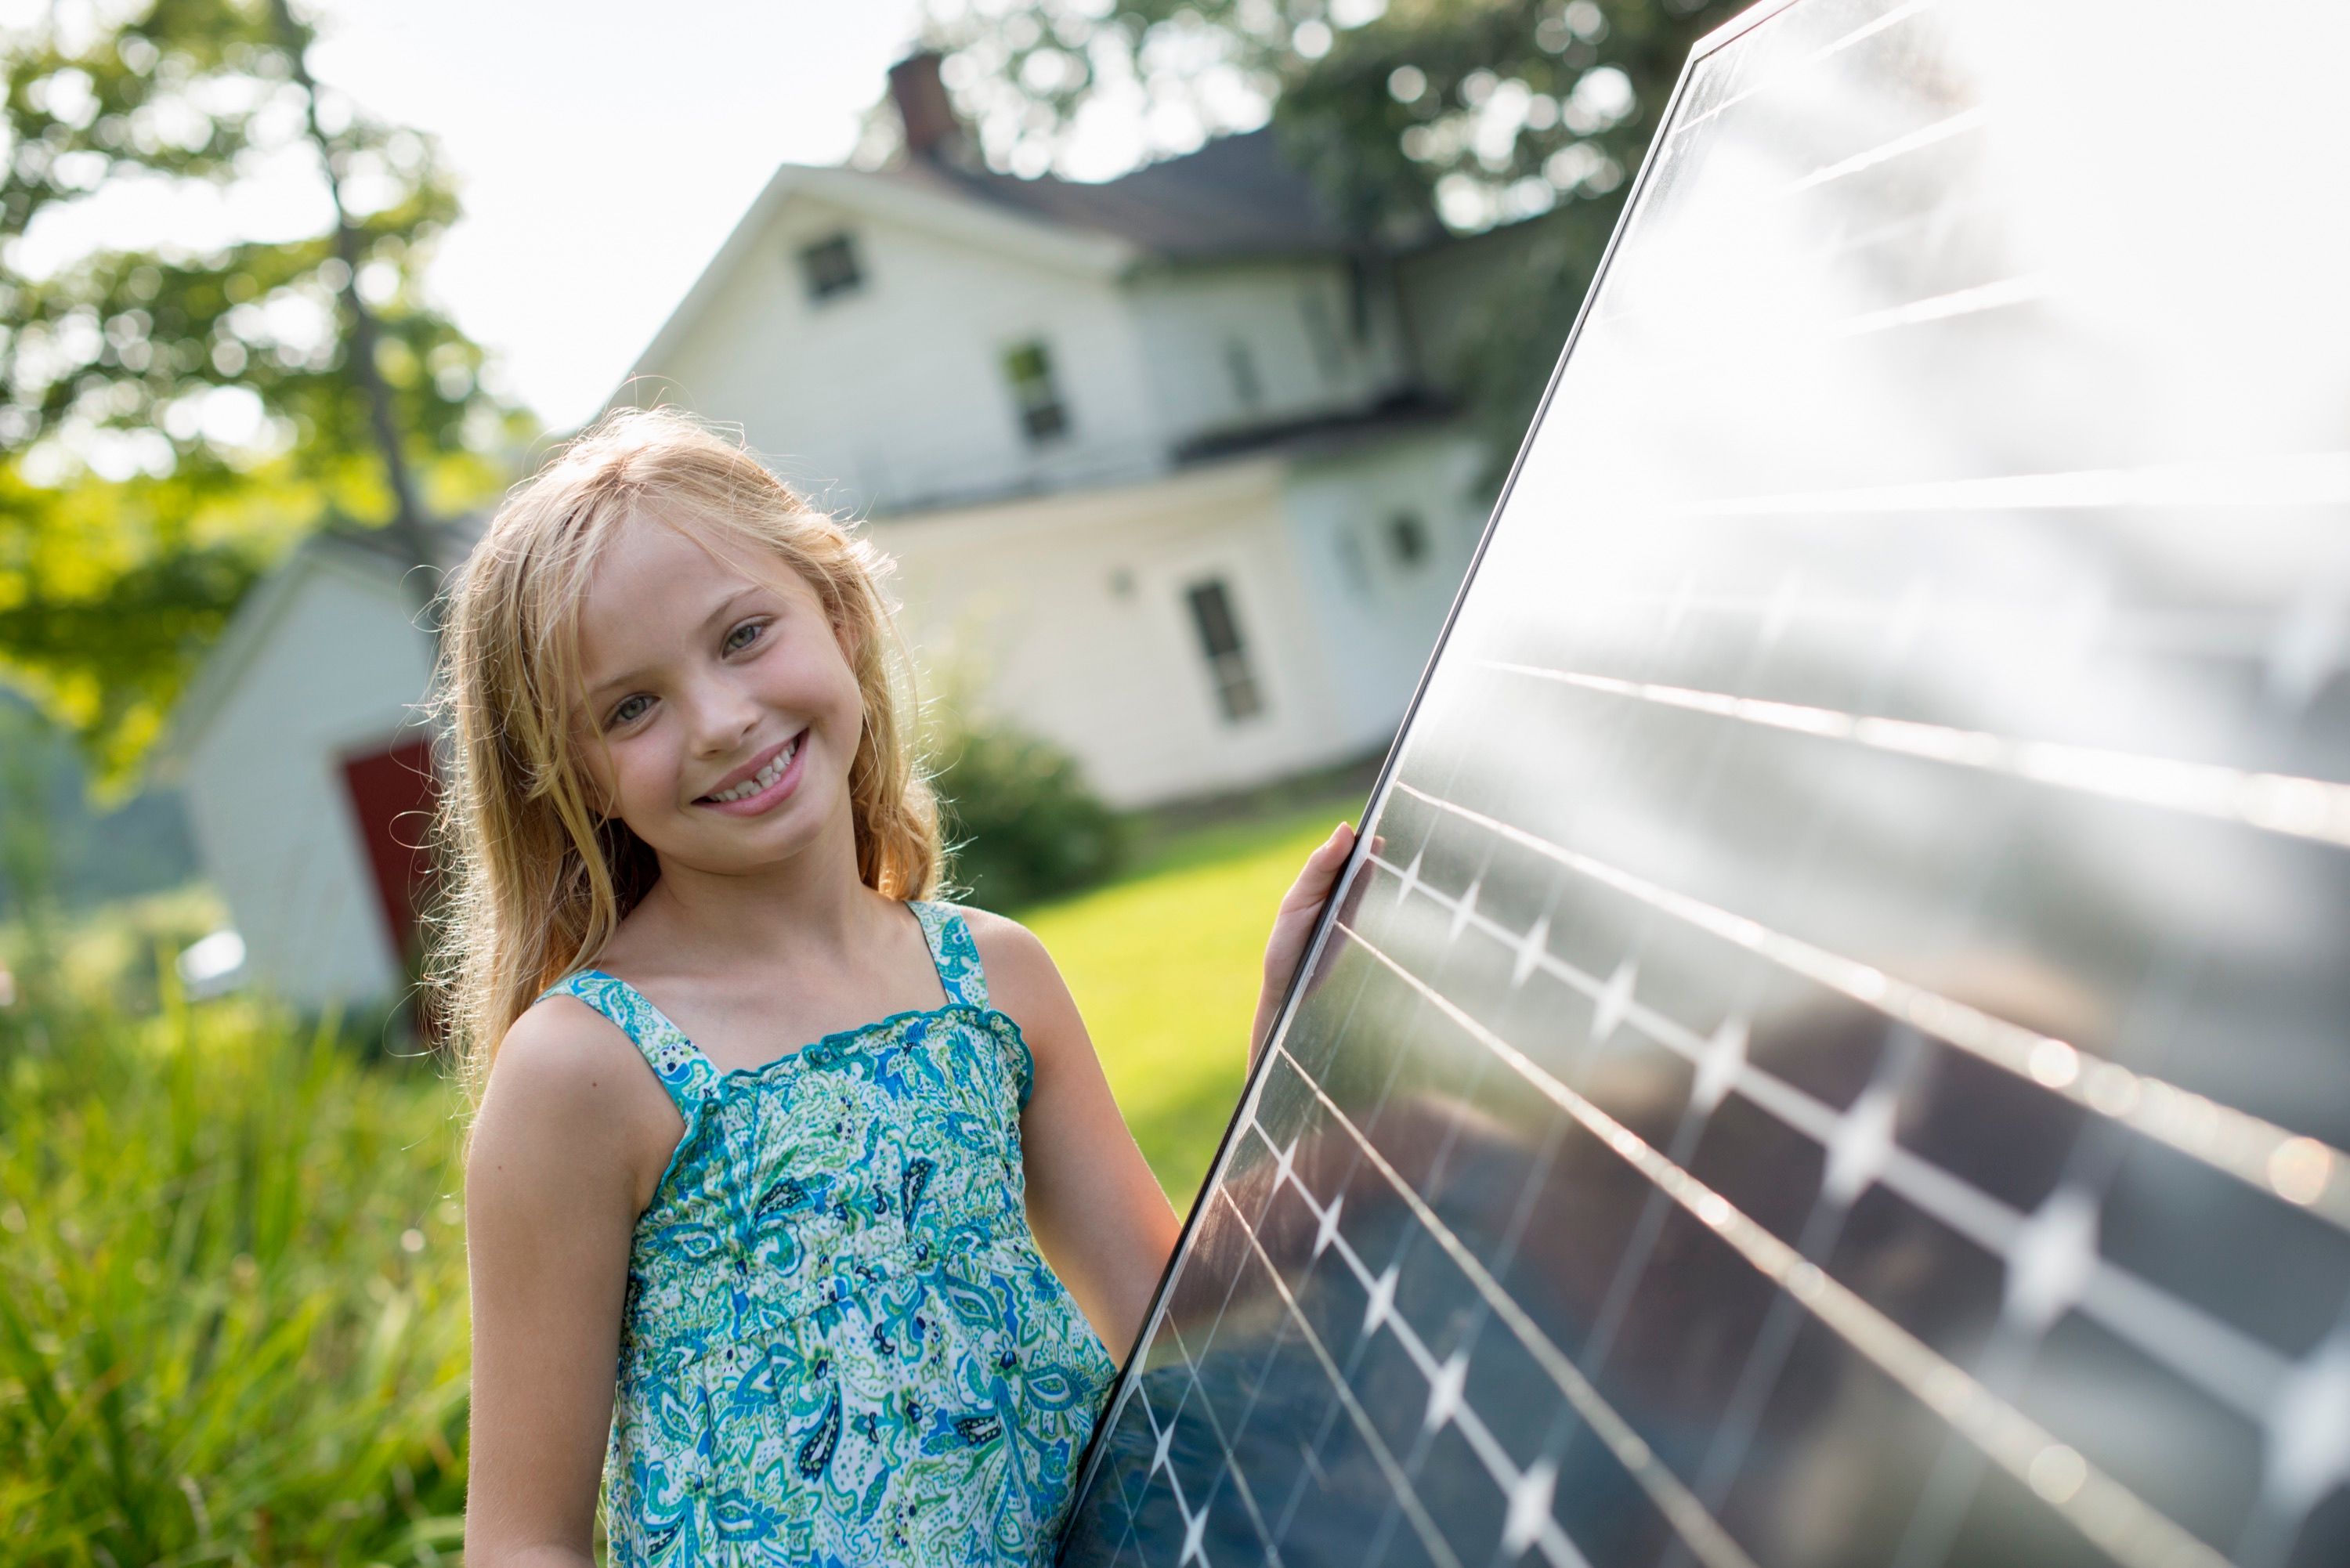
[{"xmin": 0, "ymin": 977, "xmax": 472, "ymax": 1566}]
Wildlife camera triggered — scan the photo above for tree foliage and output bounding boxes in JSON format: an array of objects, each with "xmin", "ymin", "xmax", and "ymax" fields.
[
  {"xmin": 924, "ymin": 0, "xmax": 1741, "ymax": 467},
  {"xmin": 1, "ymin": 0, "xmax": 532, "ymax": 784}
]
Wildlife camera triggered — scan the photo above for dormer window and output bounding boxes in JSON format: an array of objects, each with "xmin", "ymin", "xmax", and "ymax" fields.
[
  {"xmin": 1003, "ymin": 339, "xmax": 1068, "ymax": 443},
  {"xmin": 798, "ymin": 232, "xmax": 863, "ymax": 302}
]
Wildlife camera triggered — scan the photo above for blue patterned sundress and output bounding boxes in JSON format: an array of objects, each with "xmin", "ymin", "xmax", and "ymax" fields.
[{"xmin": 538, "ymin": 899, "xmax": 1121, "ymax": 1565}]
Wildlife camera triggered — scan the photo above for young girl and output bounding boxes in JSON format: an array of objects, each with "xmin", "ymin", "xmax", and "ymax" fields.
[{"xmin": 440, "ymin": 406, "xmax": 1356, "ymax": 1567}]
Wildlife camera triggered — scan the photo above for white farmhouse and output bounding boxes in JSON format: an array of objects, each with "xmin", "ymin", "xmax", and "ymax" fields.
[
  {"xmin": 162, "ymin": 53, "xmax": 1550, "ymax": 1007},
  {"xmin": 624, "ymin": 54, "xmax": 1505, "ymax": 807}
]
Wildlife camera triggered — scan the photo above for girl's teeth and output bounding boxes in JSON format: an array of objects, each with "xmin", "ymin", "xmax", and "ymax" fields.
[{"xmin": 711, "ymin": 736, "xmax": 798, "ymax": 802}]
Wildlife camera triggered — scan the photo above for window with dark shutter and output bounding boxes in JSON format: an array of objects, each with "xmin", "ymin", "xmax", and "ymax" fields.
[
  {"xmin": 1003, "ymin": 339, "xmax": 1069, "ymax": 443},
  {"xmin": 798, "ymin": 233, "xmax": 863, "ymax": 302},
  {"xmin": 1184, "ymin": 577, "xmax": 1264, "ymax": 722}
]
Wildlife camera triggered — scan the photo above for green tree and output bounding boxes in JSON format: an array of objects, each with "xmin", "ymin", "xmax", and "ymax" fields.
[
  {"xmin": 2, "ymin": 0, "xmax": 533, "ymax": 786},
  {"xmin": 924, "ymin": 0, "xmax": 1738, "ymax": 468}
]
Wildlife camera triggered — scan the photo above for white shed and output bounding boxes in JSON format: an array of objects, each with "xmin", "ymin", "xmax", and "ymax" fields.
[{"xmin": 160, "ymin": 531, "xmax": 446, "ymax": 1007}]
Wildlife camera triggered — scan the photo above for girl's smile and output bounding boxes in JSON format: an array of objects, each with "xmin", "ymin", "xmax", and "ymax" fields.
[{"xmin": 694, "ymin": 725, "xmax": 810, "ymax": 814}]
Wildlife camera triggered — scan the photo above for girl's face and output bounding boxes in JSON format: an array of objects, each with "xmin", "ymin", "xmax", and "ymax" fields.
[{"xmin": 571, "ymin": 512, "xmax": 864, "ymax": 876}]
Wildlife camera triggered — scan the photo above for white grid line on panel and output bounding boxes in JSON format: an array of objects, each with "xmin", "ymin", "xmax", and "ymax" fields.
[
  {"xmin": 1079, "ymin": 910, "xmax": 1392, "ymax": 1527},
  {"xmin": 1777, "ymin": 104, "xmax": 1989, "ymax": 197},
  {"xmin": 1390, "ymin": 782, "xmax": 2350, "ymax": 1230},
  {"xmin": 1130, "ymin": 1376, "xmax": 1217, "ymax": 1568},
  {"xmin": 1827, "ymin": 273, "xmax": 2049, "ymax": 338},
  {"xmin": 1596, "ymin": 159, "xmax": 2014, "ymax": 340},
  {"xmin": 1251, "ymin": 1120, "xmax": 1592, "ymax": 1568},
  {"xmin": 1212, "ymin": 1183, "xmax": 1471, "ymax": 1568},
  {"xmin": 1592, "ymin": 0, "xmax": 1961, "ymax": 333},
  {"xmin": 1218, "ymin": 1167, "xmax": 1591, "ymax": 1568},
  {"xmin": 1360, "ymin": 847, "xmax": 2295, "ymax": 1422},
  {"xmin": 1666, "ymin": 0, "xmax": 1947, "ymax": 147},
  {"xmin": 1618, "ymin": 103, "xmax": 2002, "ymax": 334},
  {"xmin": 1157, "ymin": 1309, "xmax": 1288, "ymax": 1566},
  {"xmin": 1334, "ymin": 916, "xmax": 2234, "ymax": 1568},
  {"xmin": 1529, "ymin": 589, "xmax": 2302, "ymax": 666},
  {"xmin": 1480, "ymin": 661, "xmax": 2350, "ymax": 850},
  {"xmin": 1660, "ymin": 450, "xmax": 2350, "ymax": 518},
  {"xmin": 1813, "ymin": 188, "xmax": 2003, "ymax": 273},
  {"xmin": 1249, "ymin": 1063, "xmax": 1764, "ymax": 1568}
]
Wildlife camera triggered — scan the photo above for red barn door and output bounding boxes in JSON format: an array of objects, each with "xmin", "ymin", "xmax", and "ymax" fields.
[{"xmin": 339, "ymin": 733, "xmax": 439, "ymax": 970}]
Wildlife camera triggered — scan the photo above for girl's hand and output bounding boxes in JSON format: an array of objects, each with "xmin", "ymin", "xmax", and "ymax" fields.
[{"xmin": 1249, "ymin": 821, "xmax": 1358, "ymax": 1071}]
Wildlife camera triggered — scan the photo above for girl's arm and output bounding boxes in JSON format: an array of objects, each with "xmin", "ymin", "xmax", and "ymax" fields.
[
  {"xmin": 973, "ymin": 822, "xmax": 1358, "ymax": 1360},
  {"xmin": 461, "ymin": 1006, "xmax": 650, "ymax": 1567},
  {"xmin": 977, "ymin": 911, "xmax": 1181, "ymax": 1360}
]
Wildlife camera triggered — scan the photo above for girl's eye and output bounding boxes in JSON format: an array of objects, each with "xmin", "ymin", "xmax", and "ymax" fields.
[
  {"xmin": 608, "ymin": 694, "xmax": 653, "ymax": 728},
  {"xmin": 725, "ymin": 619, "xmax": 768, "ymax": 655}
]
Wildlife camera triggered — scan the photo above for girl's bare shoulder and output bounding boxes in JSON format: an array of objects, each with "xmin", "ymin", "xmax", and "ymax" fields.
[
  {"xmin": 467, "ymin": 995, "xmax": 678, "ymax": 1213},
  {"xmin": 488, "ymin": 994, "xmax": 657, "ymax": 1101}
]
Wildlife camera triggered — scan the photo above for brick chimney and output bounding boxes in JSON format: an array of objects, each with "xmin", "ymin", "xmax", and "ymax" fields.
[{"xmin": 888, "ymin": 51, "xmax": 966, "ymax": 161}]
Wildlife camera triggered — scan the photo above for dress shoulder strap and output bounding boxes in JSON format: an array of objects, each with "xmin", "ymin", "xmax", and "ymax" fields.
[
  {"xmin": 537, "ymin": 970, "xmax": 717, "ymax": 1118},
  {"xmin": 909, "ymin": 899, "xmax": 989, "ymax": 1010}
]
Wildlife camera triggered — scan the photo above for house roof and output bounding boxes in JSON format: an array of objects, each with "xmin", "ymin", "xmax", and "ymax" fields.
[{"xmin": 881, "ymin": 130, "xmax": 1357, "ymax": 261}]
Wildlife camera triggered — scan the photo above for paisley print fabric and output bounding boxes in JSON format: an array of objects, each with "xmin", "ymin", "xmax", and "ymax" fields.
[{"xmin": 539, "ymin": 900, "xmax": 1120, "ymax": 1566}]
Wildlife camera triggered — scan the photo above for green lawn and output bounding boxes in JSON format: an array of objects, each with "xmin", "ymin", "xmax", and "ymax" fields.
[{"xmin": 1020, "ymin": 794, "xmax": 1362, "ymax": 1209}]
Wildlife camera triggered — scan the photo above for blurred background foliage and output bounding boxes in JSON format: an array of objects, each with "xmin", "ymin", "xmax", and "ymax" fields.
[{"xmin": 2, "ymin": 0, "xmax": 533, "ymax": 789}]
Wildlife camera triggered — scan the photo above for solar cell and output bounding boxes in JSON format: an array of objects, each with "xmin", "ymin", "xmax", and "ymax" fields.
[{"xmin": 1057, "ymin": 2, "xmax": 2350, "ymax": 1565}]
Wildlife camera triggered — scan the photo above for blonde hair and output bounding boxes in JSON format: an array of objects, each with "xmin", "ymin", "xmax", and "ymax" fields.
[{"xmin": 425, "ymin": 406, "xmax": 942, "ymax": 1112}]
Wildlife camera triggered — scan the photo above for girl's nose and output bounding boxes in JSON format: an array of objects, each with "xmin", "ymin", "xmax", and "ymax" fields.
[{"xmin": 682, "ymin": 675, "xmax": 761, "ymax": 755}]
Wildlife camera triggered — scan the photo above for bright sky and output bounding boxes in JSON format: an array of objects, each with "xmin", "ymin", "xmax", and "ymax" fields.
[
  {"xmin": 301, "ymin": 1, "xmax": 923, "ymax": 429},
  {"xmin": 5, "ymin": 2, "xmax": 1246, "ymax": 434}
]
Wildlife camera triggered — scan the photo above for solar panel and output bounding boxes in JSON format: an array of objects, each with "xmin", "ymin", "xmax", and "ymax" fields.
[{"xmin": 1054, "ymin": 2, "xmax": 2350, "ymax": 1566}]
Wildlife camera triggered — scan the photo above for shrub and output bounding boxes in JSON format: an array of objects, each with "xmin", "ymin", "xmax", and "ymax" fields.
[{"xmin": 930, "ymin": 716, "xmax": 1125, "ymax": 912}]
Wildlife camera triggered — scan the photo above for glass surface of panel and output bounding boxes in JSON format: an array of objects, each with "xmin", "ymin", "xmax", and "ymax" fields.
[{"xmin": 1059, "ymin": 3, "xmax": 2350, "ymax": 1566}]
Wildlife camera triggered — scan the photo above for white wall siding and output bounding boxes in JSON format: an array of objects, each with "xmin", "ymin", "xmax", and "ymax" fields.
[
  {"xmin": 878, "ymin": 457, "xmax": 1366, "ymax": 807},
  {"xmin": 1278, "ymin": 429, "xmax": 1494, "ymax": 742},
  {"xmin": 1126, "ymin": 261, "xmax": 1412, "ymax": 445},
  {"xmin": 642, "ymin": 197, "xmax": 1163, "ymax": 515},
  {"xmin": 179, "ymin": 561, "xmax": 431, "ymax": 1008}
]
